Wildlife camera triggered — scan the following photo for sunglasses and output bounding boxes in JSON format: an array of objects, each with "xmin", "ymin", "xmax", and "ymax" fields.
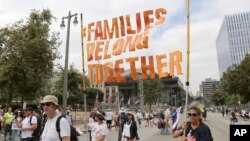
[
  {"xmin": 188, "ymin": 113, "xmax": 198, "ymax": 117},
  {"xmin": 42, "ymin": 102, "xmax": 53, "ymax": 107}
]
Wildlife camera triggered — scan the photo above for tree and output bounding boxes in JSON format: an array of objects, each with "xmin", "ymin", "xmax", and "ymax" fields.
[
  {"xmin": 220, "ymin": 54, "xmax": 250, "ymax": 103},
  {"xmin": 226, "ymin": 94, "xmax": 243, "ymax": 105},
  {"xmin": 52, "ymin": 65, "xmax": 103, "ymax": 109},
  {"xmin": 143, "ymin": 78, "xmax": 161, "ymax": 110},
  {"xmin": 210, "ymin": 90, "xmax": 228, "ymax": 106},
  {"xmin": 53, "ymin": 65, "xmax": 84, "ymax": 105},
  {"xmin": 0, "ymin": 9, "xmax": 61, "ymax": 105},
  {"xmin": 85, "ymin": 88, "xmax": 103, "ymax": 109},
  {"xmin": 195, "ymin": 96, "xmax": 203, "ymax": 102}
]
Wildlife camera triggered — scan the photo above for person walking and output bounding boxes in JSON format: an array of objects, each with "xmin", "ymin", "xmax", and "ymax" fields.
[
  {"xmin": 11, "ymin": 111, "xmax": 22, "ymax": 141},
  {"xmin": 40, "ymin": 95, "xmax": 71, "ymax": 141},
  {"xmin": 171, "ymin": 108, "xmax": 177, "ymax": 132},
  {"xmin": 85, "ymin": 110, "xmax": 108, "ymax": 141},
  {"xmin": 135, "ymin": 110, "xmax": 143, "ymax": 127},
  {"xmin": 105, "ymin": 109, "xmax": 113, "ymax": 130},
  {"xmin": 122, "ymin": 112, "xmax": 140, "ymax": 141},
  {"xmin": 226, "ymin": 108, "xmax": 229, "ymax": 117},
  {"xmin": 158, "ymin": 111, "xmax": 166, "ymax": 134},
  {"xmin": 165, "ymin": 108, "xmax": 171, "ymax": 134},
  {"xmin": 4, "ymin": 107, "xmax": 14, "ymax": 140},
  {"xmin": 230, "ymin": 111, "xmax": 238, "ymax": 125},
  {"xmin": 118, "ymin": 107, "xmax": 128, "ymax": 141},
  {"xmin": 17, "ymin": 107, "xmax": 38, "ymax": 141},
  {"xmin": 65, "ymin": 110, "xmax": 73, "ymax": 126},
  {"xmin": 173, "ymin": 105, "xmax": 213, "ymax": 141},
  {"xmin": 0, "ymin": 112, "xmax": 4, "ymax": 141},
  {"xmin": 202, "ymin": 108, "xmax": 207, "ymax": 121},
  {"xmin": 144, "ymin": 112, "xmax": 149, "ymax": 127},
  {"xmin": 114, "ymin": 111, "xmax": 119, "ymax": 131},
  {"xmin": 222, "ymin": 108, "xmax": 225, "ymax": 117}
]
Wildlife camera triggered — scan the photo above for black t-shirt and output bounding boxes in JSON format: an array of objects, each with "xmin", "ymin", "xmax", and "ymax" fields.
[{"xmin": 180, "ymin": 122, "xmax": 213, "ymax": 141}]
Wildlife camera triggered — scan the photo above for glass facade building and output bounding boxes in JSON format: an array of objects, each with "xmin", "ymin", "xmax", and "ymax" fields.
[{"xmin": 216, "ymin": 12, "xmax": 250, "ymax": 78}]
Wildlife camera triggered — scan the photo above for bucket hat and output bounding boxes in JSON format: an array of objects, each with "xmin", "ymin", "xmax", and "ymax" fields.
[
  {"xmin": 120, "ymin": 107, "xmax": 126, "ymax": 113},
  {"xmin": 40, "ymin": 95, "xmax": 59, "ymax": 105}
]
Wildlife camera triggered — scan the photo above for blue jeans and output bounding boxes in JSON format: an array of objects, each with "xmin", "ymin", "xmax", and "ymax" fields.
[{"xmin": 11, "ymin": 129, "xmax": 21, "ymax": 141}]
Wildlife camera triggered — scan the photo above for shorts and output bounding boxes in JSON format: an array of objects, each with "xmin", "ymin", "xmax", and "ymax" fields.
[{"xmin": 106, "ymin": 120, "xmax": 112, "ymax": 124}]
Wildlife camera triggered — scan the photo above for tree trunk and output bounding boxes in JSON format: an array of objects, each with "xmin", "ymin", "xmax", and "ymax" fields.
[
  {"xmin": 21, "ymin": 96, "xmax": 24, "ymax": 109},
  {"xmin": 7, "ymin": 82, "xmax": 13, "ymax": 107}
]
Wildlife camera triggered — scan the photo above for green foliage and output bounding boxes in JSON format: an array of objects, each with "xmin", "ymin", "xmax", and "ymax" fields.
[
  {"xmin": 52, "ymin": 65, "xmax": 102, "ymax": 108},
  {"xmin": 143, "ymin": 78, "xmax": 161, "ymax": 109},
  {"xmin": 226, "ymin": 94, "xmax": 243, "ymax": 105},
  {"xmin": 0, "ymin": 9, "xmax": 61, "ymax": 105},
  {"xmin": 85, "ymin": 88, "xmax": 103, "ymax": 108},
  {"xmin": 195, "ymin": 96, "xmax": 203, "ymax": 101},
  {"xmin": 220, "ymin": 54, "xmax": 250, "ymax": 103},
  {"xmin": 53, "ymin": 65, "xmax": 84, "ymax": 104},
  {"xmin": 210, "ymin": 90, "xmax": 228, "ymax": 106}
]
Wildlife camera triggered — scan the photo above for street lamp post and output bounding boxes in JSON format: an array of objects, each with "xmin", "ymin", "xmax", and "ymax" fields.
[
  {"xmin": 138, "ymin": 74, "xmax": 144, "ymax": 111},
  {"xmin": 60, "ymin": 11, "xmax": 78, "ymax": 114}
]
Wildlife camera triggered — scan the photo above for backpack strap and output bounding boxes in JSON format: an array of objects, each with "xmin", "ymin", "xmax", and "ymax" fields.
[
  {"xmin": 56, "ymin": 115, "xmax": 64, "ymax": 141},
  {"xmin": 29, "ymin": 116, "xmax": 33, "ymax": 125}
]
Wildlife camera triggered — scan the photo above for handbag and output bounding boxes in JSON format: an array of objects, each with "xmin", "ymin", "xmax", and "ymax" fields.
[{"xmin": 122, "ymin": 121, "xmax": 132, "ymax": 137}]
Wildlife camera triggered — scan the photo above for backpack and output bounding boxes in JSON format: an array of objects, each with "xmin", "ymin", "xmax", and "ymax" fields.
[
  {"xmin": 119, "ymin": 113, "xmax": 128, "ymax": 125},
  {"xmin": 29, "ymin": 115, "xmax": 42, "ymax": 139},
  {"xmin": 56, "ymin": 115, "xmax": 79, "ymax": 141}
]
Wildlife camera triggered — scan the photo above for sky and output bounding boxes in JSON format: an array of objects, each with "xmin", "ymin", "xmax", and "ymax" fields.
[{"xmin": 0, "ymin": 0, "xmax": 250, "ymax": 95}]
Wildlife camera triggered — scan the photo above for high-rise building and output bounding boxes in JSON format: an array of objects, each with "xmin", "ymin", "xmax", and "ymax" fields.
[
  {"xmin": 201, "ymin": 78, "xmax": 220, "ymax": 99},
  {"xmin": 216, "ymin": 12, "xmax": 250, "ymax": 78}
]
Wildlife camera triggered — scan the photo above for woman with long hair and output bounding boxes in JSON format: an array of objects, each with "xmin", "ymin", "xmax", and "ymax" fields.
[
  {"xmin": 173, "ymin": 105, "xmax": 213, "ymax": 141},
  {"xmin": 122, "ymin": 112, "xmax": 140, "ymax": 141},
  {"xmin": 11, "ymin": 111, "xmax": 22, "ymax": 141}
]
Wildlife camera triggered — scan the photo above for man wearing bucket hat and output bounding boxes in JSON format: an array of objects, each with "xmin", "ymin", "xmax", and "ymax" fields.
[
  {"xmin": 117, "ymin": 107, "xmax": 128, "ymax": 141},
  {"xmin": 40, "ymin": 95, "xmax": 70, "ymax": 141}
]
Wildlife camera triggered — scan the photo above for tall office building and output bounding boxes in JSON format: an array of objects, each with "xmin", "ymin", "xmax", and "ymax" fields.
[
  {"xmin": 201, "ymin": 78, "xmax": 220, "ymax": 100},
  {"xmin": 216, "ymin": 12, "xmax": 250, "ymax": 78}
]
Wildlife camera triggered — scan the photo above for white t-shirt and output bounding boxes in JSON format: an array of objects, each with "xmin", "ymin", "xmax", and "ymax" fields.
[
  {"xmin": 21, "ymin": 115, "xmax": 37, "ymax": 138},
  {"xmin": 65, "ymin": 114, "xmax": 73, "ymax": 125},
  {"xmin": 105, "ymin": 112, "xmax": 113, "ymax": 120},
  {"xmin": 135, "ymin": 112, "xmax": 143, "ymax": 119},
  {"xmin": 88, "ymin": 117, "xmax": 95, "ymax": 131},
  {"xmin": 89, "ymin": 122, "xmax": 108, "ymax": 141},
  {"xmin": 11, "ymin": 117, "xmax": 22, "ymax": 130},
  {"xmin": 41, "ymin": 114, "xmax": 70, "ymax": 141}
]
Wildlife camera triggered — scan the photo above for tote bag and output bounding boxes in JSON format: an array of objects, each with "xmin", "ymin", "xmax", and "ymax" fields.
[{"xmin": 122, "ymin": 121, "xmax": 132, "ymax": 137}]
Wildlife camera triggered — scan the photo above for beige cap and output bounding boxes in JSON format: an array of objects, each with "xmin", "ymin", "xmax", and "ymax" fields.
[{"xmin": 40, "ymin": 95, "xmax": 59, "ymax": 105}]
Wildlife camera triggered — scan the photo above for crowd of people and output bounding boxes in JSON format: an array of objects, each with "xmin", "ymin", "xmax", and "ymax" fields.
[
  {"xmin": 8, "ymin": 94, "xmax": 250, "ymax": 141},
  {"xmin": 0, "ymin": 95, "xmax": 75, "ymax": 141}
]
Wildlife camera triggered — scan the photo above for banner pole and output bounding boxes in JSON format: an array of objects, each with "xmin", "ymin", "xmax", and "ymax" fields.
[
  {"xmin": 184, "ymin": 0, "xmax": 190, "ymax": 119},
  {"xmin": 80, "ymin": 13, "xmax": 88, "ymax": 140}
]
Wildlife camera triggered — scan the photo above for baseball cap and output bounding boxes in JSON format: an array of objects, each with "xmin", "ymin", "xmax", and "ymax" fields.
[{"xmin": 24, "ymin": 107, "xmax": 33, "ymax": 111}]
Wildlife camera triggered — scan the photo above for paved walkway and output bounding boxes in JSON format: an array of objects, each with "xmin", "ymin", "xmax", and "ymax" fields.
[{"xmin": 77, "ymin": 112, "xmax": 250, "ymax": 141}]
